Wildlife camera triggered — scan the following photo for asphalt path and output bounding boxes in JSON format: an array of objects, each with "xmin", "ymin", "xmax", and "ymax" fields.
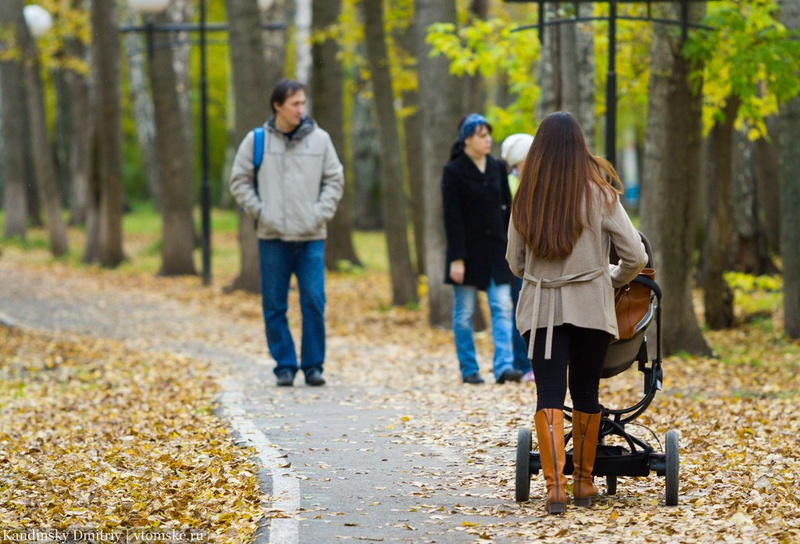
[{"xmin": 0, "ymin": 262, "xmax": 541, "ymax": 543}]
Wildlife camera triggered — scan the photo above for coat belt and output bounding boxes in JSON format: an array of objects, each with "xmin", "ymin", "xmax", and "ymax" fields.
[{"xmin": 523, "ymin": 267, "xmax": 605, "ymax": 360}]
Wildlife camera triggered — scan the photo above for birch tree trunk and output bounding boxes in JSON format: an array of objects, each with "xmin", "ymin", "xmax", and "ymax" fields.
[
  {"xmin": 121, "ymin": 3, "xmax": 160, "ymax": 209},
  {"xmin": 415, "ymin": 0, "xmax": 461, "ymax": 327},
  {"xmin": 312, "ymin": 0, "xmax": 360, "ymax": 270},
  {"xmin": 294, "ymin": 0, "xmax": 311, "ymax": 84},
  {"xmin": 0, "ymin": 0, "xmax": 28, "ymax": 239},
  {"xmin": 640, "ymin": 2, "xmax": 710, "ymax": 355},
  {"xmin": 363, "ymin": 0, "xmax": 417, "ymax": 306}
]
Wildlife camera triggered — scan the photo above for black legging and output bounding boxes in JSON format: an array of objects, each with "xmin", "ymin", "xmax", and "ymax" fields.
[{"xmin": 524, "ymin": 324, "xmax": 612, "ymax": 413}]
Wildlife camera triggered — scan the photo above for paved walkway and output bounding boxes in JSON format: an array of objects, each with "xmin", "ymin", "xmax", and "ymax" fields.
[{"xmin": 0, "ymin": 261, "xmax": 543, "ymax": 543}]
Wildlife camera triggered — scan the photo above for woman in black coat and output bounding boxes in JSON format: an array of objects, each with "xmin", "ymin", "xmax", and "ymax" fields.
[{"xmin": 442, "ymin": 114, "xmax": 522, "ymax": 385}]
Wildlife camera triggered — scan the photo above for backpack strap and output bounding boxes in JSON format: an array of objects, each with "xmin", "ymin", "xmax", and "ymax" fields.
[{"xmin": 252, "ymin": 127, "xmax": 265, "ymax": 196}]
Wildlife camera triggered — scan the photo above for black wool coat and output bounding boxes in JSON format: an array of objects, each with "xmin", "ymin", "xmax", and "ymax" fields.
[{"xmin": 442, "ymin": 153, "xmax": 515, "ymax": 290}]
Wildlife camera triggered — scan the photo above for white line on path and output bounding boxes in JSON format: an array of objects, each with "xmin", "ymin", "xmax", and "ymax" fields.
[{"xmin": 219, "ymin": 382, "xmax": 300, "ymax": 544}]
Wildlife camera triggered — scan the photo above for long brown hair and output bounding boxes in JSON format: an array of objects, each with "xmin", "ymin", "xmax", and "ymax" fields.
[{"xmin": 511, "ymin": 111, "xmax": 622, "ymax": 259}]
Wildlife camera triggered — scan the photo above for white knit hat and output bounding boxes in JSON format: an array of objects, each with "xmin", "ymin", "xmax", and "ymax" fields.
[{"xmin": 500, "ymin": 133, "xmax": 534, "ymax": 168}]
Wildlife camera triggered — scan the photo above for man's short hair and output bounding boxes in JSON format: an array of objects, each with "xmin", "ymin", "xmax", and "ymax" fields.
[{"xmin": 271, "ymin": 79, "xmax": 306, "ymax": 114}]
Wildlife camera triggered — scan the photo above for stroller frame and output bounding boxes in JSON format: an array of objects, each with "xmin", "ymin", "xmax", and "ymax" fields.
[{"xmin": 514, "ymin": 244, "xmax": 680, "ymax": 506}]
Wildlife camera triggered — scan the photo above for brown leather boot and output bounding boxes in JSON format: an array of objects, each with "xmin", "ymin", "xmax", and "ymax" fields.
[
  {"xmin": 572, "ymin": 409, "xmax": 602, "ymax": 507},
  {"xmin": 534, "ymin": 409, "xmax": 567, "ymax": 514}
]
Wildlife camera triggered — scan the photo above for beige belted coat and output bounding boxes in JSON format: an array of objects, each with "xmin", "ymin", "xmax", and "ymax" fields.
[{"xmin": 506, "ymin": 185, "xmax": 648, "ymax": 359}]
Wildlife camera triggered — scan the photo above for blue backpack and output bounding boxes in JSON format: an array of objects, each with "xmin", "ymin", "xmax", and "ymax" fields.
[
  {"xmin": 241, "ymin": 127, "xmax": 265, "ymax": 226},
  {"xmin": 252, "ymin": 127, "xmax": 265, "ymax": 197}
]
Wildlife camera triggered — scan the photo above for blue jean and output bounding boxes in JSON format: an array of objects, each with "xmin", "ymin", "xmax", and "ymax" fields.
[
  {"xmin": 511, "ymin": 277, "xmax": 533, "ymax": 374},
  {"xmin": 452, "ymin": 278, "xmax": 515, "ymax": 380},
  {"xmin": 258, "ymin": 239, "xmax": 326, "ymax": 376}
]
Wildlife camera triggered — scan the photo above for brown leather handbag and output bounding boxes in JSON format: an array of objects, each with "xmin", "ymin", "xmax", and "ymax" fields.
[{"xmin": 615, "ymin": 268, "xmax": 656, "ymax": 340}]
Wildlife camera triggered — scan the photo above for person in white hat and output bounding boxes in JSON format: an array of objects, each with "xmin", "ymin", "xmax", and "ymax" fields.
[
  {"xmin": 501, "ymin": 133, "xmax": 535, "ymax": 196},
  {"xmin": 501, "ymin": 133, "xmax": 536, "ymax": 383}
]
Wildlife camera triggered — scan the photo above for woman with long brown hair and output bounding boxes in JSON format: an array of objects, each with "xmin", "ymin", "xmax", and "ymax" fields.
[{"xmin": 506, "ymin": 112, "xmax": 647, "ymax": 514}]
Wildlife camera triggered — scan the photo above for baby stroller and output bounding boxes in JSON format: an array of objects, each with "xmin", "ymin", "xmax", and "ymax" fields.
[{"xmin": 514, "ymin": 233, "xmax": 679, "ymax": 506}]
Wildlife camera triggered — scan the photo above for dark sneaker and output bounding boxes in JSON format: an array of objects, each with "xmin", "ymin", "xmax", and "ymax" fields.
[
  {"xmin": 497, "ymin": 368, "xmax": 523, "ymax": 384},
  {"xmin": 463, "ymin": 373, "xmax": 485, "ymax": 385},
  {"xmin": 276, "ymin": 369, "xmax": 294, "ymax": 387},
  {"xmin": 305, "ymin": 368, "xmax": 326, "ymax": 386}
]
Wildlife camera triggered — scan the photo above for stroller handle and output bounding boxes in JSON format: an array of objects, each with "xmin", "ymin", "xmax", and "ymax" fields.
[{"xmin": 632, "ymin": 275, "xmax": 661, "ymax": 301}]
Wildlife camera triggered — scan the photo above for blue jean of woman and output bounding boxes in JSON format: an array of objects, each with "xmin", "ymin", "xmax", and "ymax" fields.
[
  {"xmin": 258, "ymin": 239, "xmax": 326, "ymax": 378},
  {"xmin": 511, "ymin": 276, "xmax": 533, "ymax": 374},
  {"xmin": 452, "ymin": 278, "xmax": 515, "ymax": 381}
]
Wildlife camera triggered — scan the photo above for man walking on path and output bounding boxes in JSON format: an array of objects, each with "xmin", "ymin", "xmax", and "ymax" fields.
[{"xmin": 230, "ymin": 79, "xmax": 344, "ymax": 387}]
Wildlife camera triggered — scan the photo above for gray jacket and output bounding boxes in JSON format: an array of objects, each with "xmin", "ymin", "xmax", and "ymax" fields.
[{"xmin": 229, "ymin": 117, "xmax": 344, "ymax": 241}]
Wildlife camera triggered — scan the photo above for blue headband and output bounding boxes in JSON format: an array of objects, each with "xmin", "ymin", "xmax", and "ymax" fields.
[{"xmin": 459, "ymin": 113, "xmax": 488, "ymax": 142}]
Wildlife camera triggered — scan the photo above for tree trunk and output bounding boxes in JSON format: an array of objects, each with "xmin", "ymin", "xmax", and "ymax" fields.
[
  {"xmin": 294, "ymin": 0, "xmax": 312, "ymax": 84},
  {"xmin": 261, "ymin": 0, "xmax": 286, "ymax": 83},
  {"xmin": 463, "ymin": 0, "xmax": 488, "ymax": 113},
  {"xmin": 362, "ymin": 0, "xmax": 417, "ymax": 306},
  {"xmin": 559, "ymin": 2, "xmax": 595, "ymax": 150},
  {"xmin": 89, "ymin": 0, "xmax": 125, "ymax": 268},
  {"xmin": 312, "ymin": 0, "xmax": 361, "ymax": 271},
  {"xmin": 148, "ymin": 11, "xmax": 197, "ymax": 276},
  {"xmin": 54, "ymin": 36, "xmax": 92, "ymax": 227},
  {"xmin": 399, "ymin": 15, "xmax": 425, "ymax": 275},
  {"xmin": 535, "ymin": 2, "xmax": 595, "ymax": 148},
  {"xmin": 121, "ymin": 4, "xmax": 161, "ymax": 209},
  {"xmin": 700, "ymin": 97, "xmax": 738, "ymax": 330},
  {"xmin": 84, "ymin": 142, "xmax": 101, "ymax": 264},
  {"xmin": 22, "ymin": 17, "xmax": 69, "ymax": 257},
  {"xmin": 535, "ymin": 3, "xmax": 557, "ymax": 120},
  {"xmin": 415, "ymin": 0, "xmax": 461, "ymax": 327},
  {"xmin": 0, "ymin": 76, "xmax": 2, "ymax": 199},
  {"xmin": 0, "ymin": 0, "xmax": 28, "ymax": 239},
  {"xmin": 351, "ymin": 92, "xmax": 382, "ymax": 230},
  {"xmin": 640, "ymin": 2, "xmax": 711, "ymax": 355},
  {"xmin": 778, "ymin": 0, "xmax": 800, "ymax": 338},
  {"xmin": 755, "ymin": 118, "xmax": 781, "ymax": 255},
  {"xmin": 53, "ymin": 0, "xmax": 92, "ymax": 228},
  {"xmin": 731, "ymin": 129, "xmax": 778, "ymax": 275},
  {"xmin": 167, "ymin": 0, "xmax": 195, "ymax": 171},
  {"xmin": 224, "ymin": 0, "xmax": 276, "ymax": 293}
]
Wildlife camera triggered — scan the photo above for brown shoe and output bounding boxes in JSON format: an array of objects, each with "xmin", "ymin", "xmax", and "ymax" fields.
[
  {"xmin": 572, "ymin": 410, "xmax": 602, "ymax": 507},
  {"xmin": 534, "ymin": 409, "xmax": 567, "ymax": 514}
]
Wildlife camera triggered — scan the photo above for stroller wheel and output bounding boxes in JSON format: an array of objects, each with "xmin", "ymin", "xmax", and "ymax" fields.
[
  {"xmin": 515, "ymin": 428, "xmax": 532, "ymax": 502},
  {"xmin": 665, "ymin": 430, "xmax": 680, "ymax": 506},
  {"xmin": 606, "ymin": 474, "xmax": 617, "ymax": 495}
]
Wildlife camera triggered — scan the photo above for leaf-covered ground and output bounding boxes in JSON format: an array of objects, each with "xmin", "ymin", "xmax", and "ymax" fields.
[
  {"xmin": 1, "ymin": 245, "xmax": 799, "ymax": 542},
  {"xmin": 0, "ymin": 328, "xmax": 261, "ymax": 542}
]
